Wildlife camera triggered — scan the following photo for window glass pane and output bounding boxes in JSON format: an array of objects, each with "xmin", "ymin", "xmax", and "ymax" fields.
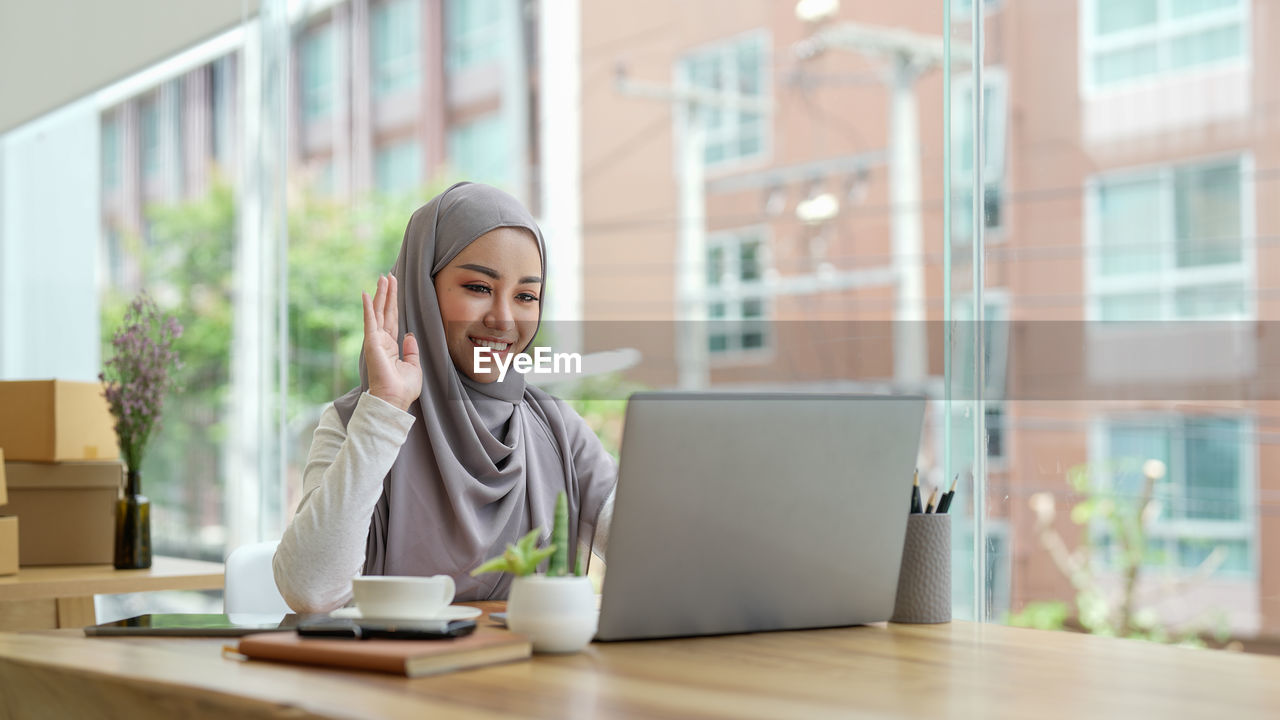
[
  {"xmin": 1096, "ymin": 0, "xmax": 1158, "ymax": 35},
  {"xmin": 1174, "ymin": 283, "xmax": 1244, "ymax": 318},
  {"xmin": 302, "ymin": 25, "xmax": 335, "ymax": 120},
  {"xmin": 374, "ymin": 139, "xmax": 422, "ymax": 196},
  {"xmin": 707, "ymin": 246, "xmax": 724, "ymax": 286},
  {"xmin": 141, "ymin": 98, "xmax": 160, "ymax": 178},
  {"xmin": 739, "ymin": 241, "xmax": 760, "ymax": 281},
  {"xmin": 1170, "ymin": 24, "xmax": 1244, "ymax": 69},
  {"xmin": 1107, "ymin": 423, "xmax": 1171, "ymax": 503},
  {"xmin": 1183, "ymin": 418, "xmax": 1241, "ymax": 521},
  {"xmin": 1094, "ymin": 44, "xmax": 1160, "ymax": 85},
  {"xmin": 1097, "ymin": 177, "xmax": 1161, "ymax": 276},
  {"xmin": 1100, "ymin": 292, "xmax": 1163, "ymax": 320},
  {"xmin": 742, "ymin": 297, "xmax": 764, "ymax": 318},
  {"xmin": 1175, "ymin": 162, "xmax": 1241, "ymax": 267},
  {"xmin": 447, "ymin": 113, "xmax": 510, "ymax": 188},
  {"xmin": 372, "ymin": 0, "xmax": 421, "ymax": 97},
  {"xmin": 446, "ymin": 0, "xmax": 501, "ymax": 71},
  {"xmin": 1170, "ymin": 0, "xmax": 1240, "ymax": 19},
  {"xmin": 682, "ymin": 33, "xmax": 768, "ymax": 168},
  {"xmin": 1178, "ymin": 539, "xmax": 1250, "ymax": 573}
]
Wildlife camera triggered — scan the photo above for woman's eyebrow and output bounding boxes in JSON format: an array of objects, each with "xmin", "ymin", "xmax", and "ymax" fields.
[
  {"xmin": 458, "ymin": 263, "xmax": 499, "ymax": 279},
  {"xmin": 458, "ymin": 263, "xmax": 542, "ymax": 285}
]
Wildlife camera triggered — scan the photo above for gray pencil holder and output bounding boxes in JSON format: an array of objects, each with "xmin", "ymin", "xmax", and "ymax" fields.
[{"xmin": 890, "ymin": 514, "xmax": 951, "ymax": 624}]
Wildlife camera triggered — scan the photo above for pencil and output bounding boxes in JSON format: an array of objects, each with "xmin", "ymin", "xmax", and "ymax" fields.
[
  {"xmin": 910, "ymin": 469, "xmax": 923, "ymax": 514},
  {"xmin": 936, "ymin": 473, "xmax": 960, "ymax": 514},
  {"xmin": 925, "ymin": 487, "xmax": 939, "ymax": 514}
]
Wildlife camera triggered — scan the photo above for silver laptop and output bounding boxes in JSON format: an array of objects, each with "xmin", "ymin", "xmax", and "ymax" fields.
[{"xmin": 595, "ymin": 392, "xmax": 925, "ymax": 641}]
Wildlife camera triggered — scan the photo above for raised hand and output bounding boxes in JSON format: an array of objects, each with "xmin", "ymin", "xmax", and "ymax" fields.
[{"xmin": 362, "ymin": 274, "xmax": 422, "ymax": 411}]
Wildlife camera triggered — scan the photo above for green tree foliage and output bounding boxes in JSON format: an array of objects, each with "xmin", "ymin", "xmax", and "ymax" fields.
[
  {"xmin": 102, "ymin": 180, "xmax": 427, "ymax": 557},
  {"xmin": 1007, "ymin": 460, "xmax": 1232, "ymax": 648}
]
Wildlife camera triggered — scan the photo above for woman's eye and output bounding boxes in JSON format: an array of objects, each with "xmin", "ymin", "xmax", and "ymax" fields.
[
  {"xmin": 517, "ymin": 293, "xmax": 540, "ymax": 303},
  {"xmin": 463, "ymin": 284, "xmax": 492, "ymax": 295}
]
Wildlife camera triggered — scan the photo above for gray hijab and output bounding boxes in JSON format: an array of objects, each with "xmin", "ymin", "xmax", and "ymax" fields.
[{"xmin": 334, "ymin": 182, "xmax": 616, "ymax": 600}]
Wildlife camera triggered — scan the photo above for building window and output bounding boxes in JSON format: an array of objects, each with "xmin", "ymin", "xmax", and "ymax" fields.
[
  {"xmin": 301, "ymin": 23, "xmax": 337, "ymax": 122},
  {"xmin": 448, "ymin": 113, "xmax": 510, "ymax": 188},
  {"xmin": 677, "ymin": 30, "xmax": 770, "ymax": 169},
  {"xmin": 1096, "ymin": 416, "xmax": 1253, "ymax": 576},
  {"xmin": 445, "ymin": 0, "xmax": 501, "ymax": 72},
  {"xmin": 706, "ymin": 228, "xmax": 770, "ymax": 356},
  {"xmin": 1082, "ymin": 0, "xmax": 1248, "ymax": 92},
  {"xmin": 101, "ymin": 116, "xmax": 121, "ymax": 190},
  {"xmin": 140, "ymin": 97, "xmax": 160, "ymax": 180},
  {"xmin": 952, "ymin": 69, "xmax": 1007, "ymax": 242},
  {"xmin": 374, "ymin": 139, "xmax": 422, "ymax": 196},
  {"xmin": 1088, "ymin": 156, "xmax": 1249, "ymax": 321},
  {"xmin": 953, "ymin": 0, "xmax": 1002, "ymax": 18},
  {"xmin": 372, "ymin": 0, "xmax": 421, "ymax": 98}
]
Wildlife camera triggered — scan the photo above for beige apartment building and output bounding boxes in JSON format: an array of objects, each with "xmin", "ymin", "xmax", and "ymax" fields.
[{"xmin": 578, "ymin": 0, "xmax": 1279, "ymax": 639}]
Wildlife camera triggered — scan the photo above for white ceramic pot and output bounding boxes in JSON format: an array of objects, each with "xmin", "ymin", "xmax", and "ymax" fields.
[{"xmin": 506, "ymin": 575, "xmax": 597, "ymax": 653}]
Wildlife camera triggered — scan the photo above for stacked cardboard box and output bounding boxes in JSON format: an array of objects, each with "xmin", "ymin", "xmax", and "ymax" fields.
[
  {"xmin": 0, "ymin": 380, "xmax": 122, "ymax": 566},
  {"xmin": 0, "ymin": 449, "xmax": 15, "ymax": 575}
]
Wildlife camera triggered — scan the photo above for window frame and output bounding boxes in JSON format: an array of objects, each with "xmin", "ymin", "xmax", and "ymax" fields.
[
  {"xmin": 300, "ymin": 22, "xmax": 337, "ymax": 123},
  {"xmin": 705, "ymin": 225, "xmax": 774, "ymax": 363},
  {"xmin": 1079, "ymin": 0, "xmax": 1251, "ymax": 98},
  {"xmin": 1089, "ymin": 413, "xmax": 1257, "ymax": 578},
  {"xmin": 371, "ymin": 0, "xmax": 422, "ymax": 99},
  {"xmin": 445, "ymin": 0, "xmax": 502, "ymax": 73},
  {"xmin": 447, "ymin": 112, "xmax": 511, "ymax": 190},
  {"xmin": 374, "ymin": 137, "xmax": 423, "ymax": 196},
  {"xmin": 1084, "ymin": 152, "xmax": 1255, "ymax": 322},
  {"xmin": 674, "ymin": 28, "xmax": 773, "ymax": 175}
]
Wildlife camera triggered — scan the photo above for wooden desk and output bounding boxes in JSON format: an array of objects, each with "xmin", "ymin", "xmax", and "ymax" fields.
[
  {"xmin": 0, "ymin": 556, "xmax": 224, "ymax": 631},
  {"xmin": 1, "ymin": 617, "xmax": 1277, "ymax": 719}
]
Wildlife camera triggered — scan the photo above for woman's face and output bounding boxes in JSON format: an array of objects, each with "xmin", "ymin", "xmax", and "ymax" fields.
[{"xmin": 433, "ymin": 226, "xmax": 543, "ymax": 383}]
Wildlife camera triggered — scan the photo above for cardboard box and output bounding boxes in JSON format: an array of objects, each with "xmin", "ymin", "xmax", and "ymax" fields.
[
  {"xmin": 0, "ymin": 515, "xmax": 16, "ymax": 575},
  {"xmin": 0, "ymin": 380, "xmax": 119, "ymax": 462},
  {"xmin": 3, "ymin": 461, "xmax": 122, "ymax": 566},
  {"xmin": 0, "ymin": 448, "xmax": 6, "ymax": 506}
]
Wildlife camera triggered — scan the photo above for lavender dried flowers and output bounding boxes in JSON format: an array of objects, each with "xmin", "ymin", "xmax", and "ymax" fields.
[{"xmin": 100, "ymin": 292, "xmax": 183, "ymax": 475}]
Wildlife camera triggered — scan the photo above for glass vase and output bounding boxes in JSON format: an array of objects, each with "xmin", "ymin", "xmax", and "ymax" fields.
[{"xmin": 115, "ymin": 468, "xmax": 152, "ymax": 569}]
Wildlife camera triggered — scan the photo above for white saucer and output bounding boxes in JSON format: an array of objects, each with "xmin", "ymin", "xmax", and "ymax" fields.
[{"xmin": 330, "ymin": 605, "xmax": 483, "ymax": 621}]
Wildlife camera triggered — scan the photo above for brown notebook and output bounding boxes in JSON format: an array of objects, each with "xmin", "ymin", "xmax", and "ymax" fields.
[{"xmin": 237, "ymin": 627, "xmax": 531, "ymax": 678}]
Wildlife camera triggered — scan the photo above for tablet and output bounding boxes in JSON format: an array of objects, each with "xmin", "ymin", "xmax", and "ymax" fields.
[{"xmin": 83, "ymin": 613, "xmax": 297, "ymax": 637}]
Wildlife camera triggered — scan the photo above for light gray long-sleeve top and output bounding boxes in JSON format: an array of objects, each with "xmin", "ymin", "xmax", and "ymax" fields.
[{"xmin": 273, "ymin": 392, "xmax": 613, "ymax": 613}]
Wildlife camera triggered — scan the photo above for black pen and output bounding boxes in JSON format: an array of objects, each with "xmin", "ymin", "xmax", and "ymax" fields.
[
  {"xmin": 936, "ymin": 474, "xmax": 960, "ymax": 515},
  {"xmin": 910, "ymin": 469, "xmax": 923, "ymax": 514}
]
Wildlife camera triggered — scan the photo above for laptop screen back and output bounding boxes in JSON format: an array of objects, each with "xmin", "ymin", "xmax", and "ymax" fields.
[{"xmin": 596, "ymin": 392, "xmax": 925, "ymax": 641}]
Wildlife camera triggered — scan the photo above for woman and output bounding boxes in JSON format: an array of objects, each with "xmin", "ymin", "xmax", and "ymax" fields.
[{"xmin": 274, "ymin": 182, "xmax": 617, "ymax": 613}]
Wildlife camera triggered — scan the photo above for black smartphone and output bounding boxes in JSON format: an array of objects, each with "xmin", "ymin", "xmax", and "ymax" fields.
[{"xmin": 296, "ymin": 617, "xmax": 477, "ymax": 640}]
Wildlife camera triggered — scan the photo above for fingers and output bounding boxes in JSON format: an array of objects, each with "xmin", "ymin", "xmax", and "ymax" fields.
[
  {"xmin": 386, "ymin": 274, "xmax": 400, "ymax": 338},
  {"xmin": 402, "ymin": 332, "xmax": 420, "ymax": 368},
  {"xmin": 371, "ymin": 275, "xmax": 388, "ymax": 330},
  {"xmin": 361, "ymin": 291, "xmax": 376, "ymax": 339}
]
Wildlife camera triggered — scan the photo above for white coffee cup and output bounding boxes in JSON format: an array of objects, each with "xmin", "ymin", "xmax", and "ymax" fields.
[{"xmin": 351, "ymin": 575, "xmax": 456, "ymax": 619}]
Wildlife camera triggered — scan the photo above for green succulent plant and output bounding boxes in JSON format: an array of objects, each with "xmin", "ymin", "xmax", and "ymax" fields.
[{"xmin": 471, "ymin": 491, "xmax": 585, "ymax": 578}]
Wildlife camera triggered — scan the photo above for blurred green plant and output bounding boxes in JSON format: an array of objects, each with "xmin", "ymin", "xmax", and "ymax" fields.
[
  {"xmin": 471, "ymin": 491, "xmax": 584, "ymax": 578},
  {"xmin": 100, "ymin": 177, "xmax": 434, "ymax": 557},
  {"xmin": 557, "ymin": 373, "xmax": 647, "ymax": 459},
  {"xmin": 1008, "ymin": 459, "xmax": 1232, "ymax": 648}
]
